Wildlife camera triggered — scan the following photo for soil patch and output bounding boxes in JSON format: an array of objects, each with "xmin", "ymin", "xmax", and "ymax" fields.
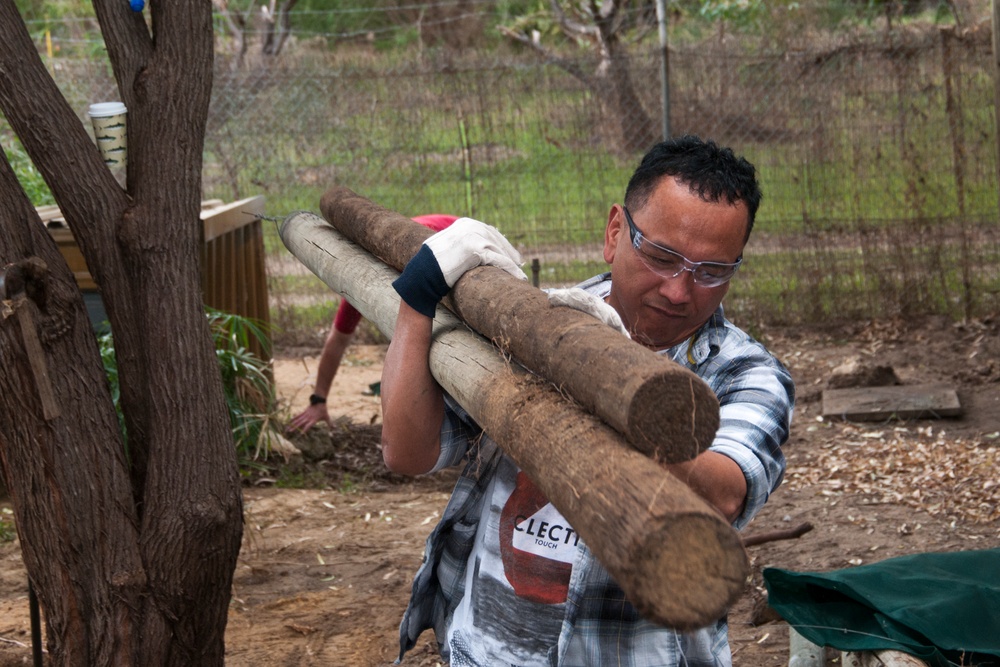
[{"xmin": 0, "ymin": 317, "xmax": 996, "ymax": 665}]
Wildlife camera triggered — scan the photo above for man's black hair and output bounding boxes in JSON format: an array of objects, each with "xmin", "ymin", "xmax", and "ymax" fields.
[{"xmin": 623, "ymin": 135, "xmax": 762, "ymax": 242}]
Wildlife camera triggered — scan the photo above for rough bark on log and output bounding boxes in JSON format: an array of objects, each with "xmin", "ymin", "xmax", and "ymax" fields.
[
  {"xmin": 280, "ymin": 211, "xmax": 749, "ymax": 630},
  {"xmin": 318, "ymin": 186, "xmax": 719, "ymax": 465}
]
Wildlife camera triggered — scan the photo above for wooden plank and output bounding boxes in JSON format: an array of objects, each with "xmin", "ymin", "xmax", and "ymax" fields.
[
  {"xmin": 38, "ymin": 199, "xmax": 271, "ymax": 361},
  {"xmin": 47, "ymin": 227, "xmax": 97, "ymax": 290},
  {"xmin": 822, "ymin": 384, "xmax": 962, "ymax": 421},
  {"xmin": 35, "ymin": 205, "xmax": 65, "ymax": 224},
  {"xmin": 201, "ymin": 195, "xmax": 265, "ymax": 242}
]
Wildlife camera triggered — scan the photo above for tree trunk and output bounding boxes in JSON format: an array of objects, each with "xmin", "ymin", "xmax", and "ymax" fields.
[
  {"xmin": 501, "ymin": 1, "xmax": 661, "ymax": 153},
  {"xmin": 281, "ymin": 210, "xmax": 750, "ymax": 630},
  {"xmin": 0, "ymin": 1, "xmax": 243, "ymax": 664},
  {"xmin": 593, "ymin": 3, "xmax": 661, "ymax": 152},
  {"xmin": 603, "ymin": 44, "xmax": 662, "ymax": 152}
]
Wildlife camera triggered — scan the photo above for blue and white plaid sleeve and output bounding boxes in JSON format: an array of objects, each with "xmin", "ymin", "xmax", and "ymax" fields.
[
  {"xmin": 694, "ymin": 323, "xmax": 795, "ymax": 530},
  {"xmin": 428, "ymin": 394, "xmax": 484, "ymax": 473}
]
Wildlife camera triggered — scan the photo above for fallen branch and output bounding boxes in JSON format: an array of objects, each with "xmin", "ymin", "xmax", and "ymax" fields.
[
  {"xmin": 0, "ymin": 636, "xmax": 28, "ymax": 648},
  {"xmin": 742, "ymin": 522, "xmax": 814, "ymax": 547}
]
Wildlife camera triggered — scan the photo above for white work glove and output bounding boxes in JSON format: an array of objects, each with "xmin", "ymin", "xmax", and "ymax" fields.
[
  {"xmin": 546, "ymin": 287, "xmax": 630, "ymax": 338},
  {"xmin": 393, "ymin": 217, "xmax": 527, "ymax": 317},
  {"xmin": 424, "ymin": 217, "xmax": 526, "ymax": 287}
]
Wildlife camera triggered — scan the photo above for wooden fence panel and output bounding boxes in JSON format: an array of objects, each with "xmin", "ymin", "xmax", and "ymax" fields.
[{"xmin": 41, "ymin": 195, "xmax": 271, "ymax": 361}]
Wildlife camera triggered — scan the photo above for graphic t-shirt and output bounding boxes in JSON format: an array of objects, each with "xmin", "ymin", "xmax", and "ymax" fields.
[{"xmin": 446, "ymin": 456, "xmax": 583, "ymax": 666}]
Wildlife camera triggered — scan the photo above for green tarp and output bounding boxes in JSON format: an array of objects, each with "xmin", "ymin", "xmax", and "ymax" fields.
[{"xmin": 763, "ymin": 549, "xmax": 1000, "ymax": 667}]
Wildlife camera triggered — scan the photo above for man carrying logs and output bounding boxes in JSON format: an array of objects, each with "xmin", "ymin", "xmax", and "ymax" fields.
[{"xmin": 380, "ymin": 135, "xmax": 796, "ymax": 666}]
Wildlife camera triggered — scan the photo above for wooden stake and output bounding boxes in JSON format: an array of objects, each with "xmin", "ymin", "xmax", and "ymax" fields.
[{"xmin": 4, "ymin": 296, "xmax": 60, "ymax": 421}]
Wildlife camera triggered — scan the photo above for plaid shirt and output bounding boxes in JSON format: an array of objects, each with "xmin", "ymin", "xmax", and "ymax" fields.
[{"xmin": 398, "ymin": 274, "xmax": 795, "ymax": 666}]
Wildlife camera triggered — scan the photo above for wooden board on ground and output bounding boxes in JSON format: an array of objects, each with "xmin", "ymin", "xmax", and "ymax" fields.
[{"xmin": 822, "ymin": 384, "xmax": 962, "ymax": 421}]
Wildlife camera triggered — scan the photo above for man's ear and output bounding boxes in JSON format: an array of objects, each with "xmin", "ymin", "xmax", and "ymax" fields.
[{"xmin": 603, "ymin": 204, "xmax": 625, "ymax": 264}]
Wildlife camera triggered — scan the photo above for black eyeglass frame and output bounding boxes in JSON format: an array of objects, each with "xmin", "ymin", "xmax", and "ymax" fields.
[{"xmin": 621, "ymin": 206, "xmax": 742, "ymax": 288}]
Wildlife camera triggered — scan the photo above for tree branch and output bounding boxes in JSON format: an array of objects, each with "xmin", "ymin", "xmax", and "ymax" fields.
[
  {"xmin": 551, "ymin": 0, "xmax": 600, "ymax": 41},
  {"xmin": 271, "ymin": 0, "xmax": 301, "ymax": 56},
  {"xmin": 92, "ymin": 0, "xmax": 154, "ymax": 104},
  {"xmin": 742, "ymin": 522, "xmax": 814, "ymax": 548},
  {"xmin": 497, "ymin": 25, "xmax": 597, "ymax": 90},
  {"xmin": 0, "ymin": 0, "xmax": 129, "ymax": 265}
]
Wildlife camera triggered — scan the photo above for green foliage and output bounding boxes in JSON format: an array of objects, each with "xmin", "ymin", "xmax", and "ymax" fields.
[
  {"xmin": 0, "ymin": 509, "xmax": 17, "ymax": 544},
  {"xmin": 98, "ymin": 308, "xmax": 282, "ymax": 469},
  {"xmin": 2, "ymin": 136, "xmax": 54, "ymax": 206},
  {"xmin": 693, "ymin": 0, "xmax": 769, "ymax": 26},
  {"xmin": 96, "ymin": 329, "xmax": 126, "ymax": 448},
  {"xmin": 273, "ymin": 467, "xmax": 328, "ymax": 489},
  {"xmin": 14, "ymin": 0, "xmax": 93, "ymax": 22},
  {"xmin": 207, "ymin": 308, "xmax": 278, "ymax": 464}
]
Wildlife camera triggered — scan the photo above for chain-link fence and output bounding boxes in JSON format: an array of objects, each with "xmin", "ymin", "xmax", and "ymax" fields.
[{"xmin": 26, "ymin": 19, "xmax": 1000, "ymax": 334}]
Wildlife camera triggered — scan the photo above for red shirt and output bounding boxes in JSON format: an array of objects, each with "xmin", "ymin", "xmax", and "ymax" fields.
[{"xmin": 333, "ymin": 214, "xmax": 460, "ymax": 333}]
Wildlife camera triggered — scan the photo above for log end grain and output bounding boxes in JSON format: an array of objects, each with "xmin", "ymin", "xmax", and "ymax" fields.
[
  {"xmin": 627, "ymin": 371, "xmax": 720, "ymax": 464},
  {"xmin": 624, "ymin": 512, "xmax": 749, "ymax": 630}
]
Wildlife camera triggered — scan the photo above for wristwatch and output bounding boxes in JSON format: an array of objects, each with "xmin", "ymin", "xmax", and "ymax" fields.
[{"xmin": 309, "ymin": 393, "xmax": 326, "ymax": 406}]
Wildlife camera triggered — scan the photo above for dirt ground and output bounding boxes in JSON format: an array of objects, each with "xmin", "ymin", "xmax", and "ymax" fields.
[{"xmin": 0, "ymin": 316, "xmax": 997, "ymax": 665}]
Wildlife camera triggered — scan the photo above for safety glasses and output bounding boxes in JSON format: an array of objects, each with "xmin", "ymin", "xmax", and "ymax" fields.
[{"xmin": 622, "ymin": 206, "xmax": 741, "ymax": 288}]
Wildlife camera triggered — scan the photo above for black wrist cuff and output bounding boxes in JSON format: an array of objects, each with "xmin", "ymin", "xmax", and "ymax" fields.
[
  {"xmin": 309, "ymin": 393, "xmax": 326, "ymax": 406},
  {"xmin": 392, "ymin": 245, "xmax": 449, "ymax": 318}
]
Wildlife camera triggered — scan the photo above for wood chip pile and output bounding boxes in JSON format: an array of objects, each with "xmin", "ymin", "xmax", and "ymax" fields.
[{"xmin": 785, "ymin": 422, "xmax": 1000, "ymax": 526}]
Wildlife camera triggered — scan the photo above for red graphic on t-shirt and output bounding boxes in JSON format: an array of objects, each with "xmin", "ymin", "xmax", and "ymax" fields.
[{"xmin": 499, "ymin": 471, "xmax": 576, "ymax": 604}]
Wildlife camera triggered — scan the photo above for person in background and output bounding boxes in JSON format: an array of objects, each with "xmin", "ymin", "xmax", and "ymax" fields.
[
  {"xmin": 285, "ymin": 213, "xmax": 459, "ymax": 434},
  {"xmin": 380, "ymin": 135, "xmax": 795, "ymax": 666}
]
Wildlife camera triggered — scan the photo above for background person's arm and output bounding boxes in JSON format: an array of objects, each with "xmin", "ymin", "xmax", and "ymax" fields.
[
  {"xmin": 380, "ymin": 301, "xmax": 445, "ymax": 475},
  {"xmin": 286, "ymin": 301, "xmax": 362, "ymax": 434}
]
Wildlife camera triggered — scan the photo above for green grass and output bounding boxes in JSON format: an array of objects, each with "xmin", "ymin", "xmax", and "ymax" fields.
[
  {"xmin": 0, "ymin": 509, "xmax": 16, "ymax": 544},
  {"xmin": 726, "ymin": 240, "xmax": 1000, "ymax": 325},
  {"xmin": 193, "ymin": 37, "xmax": 1000, "ymax": 328}
]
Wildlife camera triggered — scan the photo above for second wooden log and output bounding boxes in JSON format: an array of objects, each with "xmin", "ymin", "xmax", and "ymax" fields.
[
  {"xmin": 319, "ymin": 186, "xmax": 720, "ymax": 464},
  {"xmin": 280, "ymin": 210, "xmax": 750, "ymax": 630}
]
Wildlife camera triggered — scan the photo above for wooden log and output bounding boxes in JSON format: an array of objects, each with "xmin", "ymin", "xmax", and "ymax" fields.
[
  {"xmin": 822, "ymin": 384, "xmax": 962, "ymax": 422},
  {"xmin": 318, "ymin": 185, "xmax": 719, "ymax": 465},
  {"xmin": 788, "ymin": 627, "xmax": 824, "ymax": 667},
  {"xmin": 280, "ymin": 211, "xmax": 750, "ymax": 630},
  {"xmin": 842, "ymin": 650, "xmax": 930, "ymax": 667}
]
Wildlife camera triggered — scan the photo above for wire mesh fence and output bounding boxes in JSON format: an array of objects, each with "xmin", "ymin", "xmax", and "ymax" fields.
[{"xmin": 16, "ymin": 18, "xmax": 1000, "ymax": 334}]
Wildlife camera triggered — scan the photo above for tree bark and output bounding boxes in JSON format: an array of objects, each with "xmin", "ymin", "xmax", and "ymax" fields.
[
  {"xmin": 0, "ymin": 1, "xmax": 243, "ymax": 664},
  {"xmin": 281, "ymin": 210, "xmax": 750, "ymax": 630},
  {"xmin": 501, "ymin": 1, "xmax": 661, "ymax": 153},
  {"xmin": 319, "ymin": 186, "xmax": 720, "ymax": 465},
  {"xmin": 592, "ymin": 2, "xmax": 662, "ymax": 152}
]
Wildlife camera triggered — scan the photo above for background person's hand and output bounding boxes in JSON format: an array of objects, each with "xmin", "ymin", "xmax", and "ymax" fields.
[
  {"xmin": 286, "ymin": 402, "xmax": 331, "ymax": 435},
  {"xmin": 393, "ymin": 217, "xmax": 526, "ymax": 317},
  {"xmin": 546, "ymin": 287, "xmax": 630, "ymax": 338}
]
